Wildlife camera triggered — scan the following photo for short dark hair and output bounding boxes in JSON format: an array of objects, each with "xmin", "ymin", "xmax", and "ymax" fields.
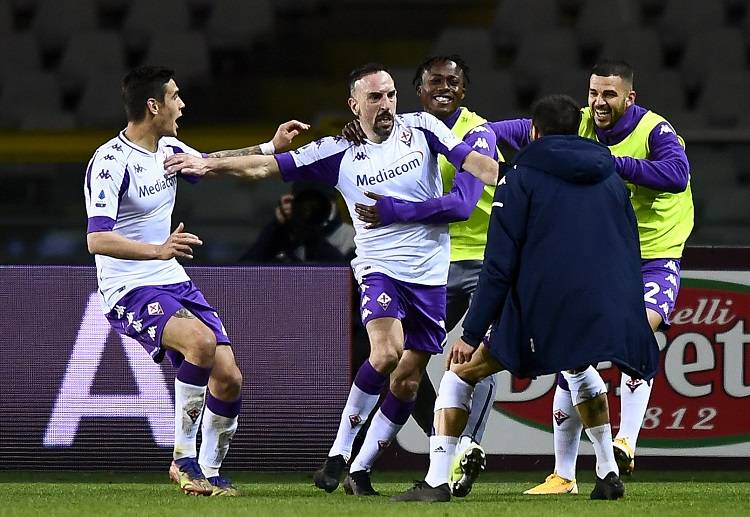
[
  {"xmin": 531, "ymin": 94, "xmax": 582, "ymax": 136},
  {"xmin": 348, "ymin": 63, "xmax": 391, "ymax": 96},
  {"xmin": 591, "ymin": 60, "xmax": 634, "ymax": 85},
  {"xmin": 412, "ymin": 54, "xmax": 471, "ymax": 87},
  {"xmin": 121, "ymin": 66, "xmax": 175, "ymax": 122}
]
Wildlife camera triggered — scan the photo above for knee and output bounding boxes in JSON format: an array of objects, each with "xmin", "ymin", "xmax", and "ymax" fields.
[
  {"xmin": 369, "ymin": 344, "xmax": 401, "ymax": 373},
  {"xmin": 186, "ymin": 326, "xmax": 217, "ymax": 365}
]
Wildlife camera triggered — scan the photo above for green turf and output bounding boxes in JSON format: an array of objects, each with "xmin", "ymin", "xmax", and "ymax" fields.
[{"xmin": 1, "ymin": 471, "xmax": 749, "ymax": 516}]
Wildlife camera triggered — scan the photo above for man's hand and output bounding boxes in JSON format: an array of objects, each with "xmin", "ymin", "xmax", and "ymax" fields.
[
  {"xmin": 275, "ymin": 194, "xmax": 294, "ymax": 224},
  {"xmin": 272, "ymin": 120, "xmax": 310, "ymax": 152},
  {"xmin": 342, "ymin": 119, "xmax": 367, "ymax": 145},
  {"xmin": 354, "ymin": 191, "xmax": 386, "ymax": 229},
  {"xmin": 447, "ymin": 337, "xmax": 477, "ymax": 367},
  {"xmin": 164, "ymin": 154, "xmax": 209, "ymax": 178},
  {"xmin": 157, "ymin": 222, "xmax": 202, "ymax": 260}
]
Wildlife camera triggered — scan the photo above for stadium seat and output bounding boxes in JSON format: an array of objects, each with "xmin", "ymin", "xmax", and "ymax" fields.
[
  {"xmin": 0, "ymin": 70, "xmax": 68, "ymax": 129},
  {"xmin": 688, "ymin": 148, "xmax": 741, "ymax": 204},
  {"xmin": 689, "ymin": 223, "xmax": 750, "ymax": 246},
  {"xmin": 0, "ymin": 32, "xmax": 42, "ymax": 86},
  {"xmin": 658, "ymin": 0, "xmax": 727, "ymax": 50},
  {"xmin": 141, "ymin": 31, "xmax": 211, "ymax": 86},
  {"xmin": 58, "ymin": 30, "xmax": 125, "ymax": 93},
  {"xmin": 206, "ymin": 0, "xmax": 274, "ymax": 51},
  {"xmin": 96, "ymin": 0, "xmax": 129, "ymax": 11},
  {"xmin": 31, "ymin": 0, "xmax": 98, "ymax": 54},
  {"xmin": 430, "ymin": 28, "xmax": 495, "ymax": 74},
  {"xmin": 599, "ymin": 28, "xmax": 663, "ymax": 74},
  {"xmin": 701, "ymin": 186, "xmax": 750, "ymax": 226},
  {"xmin": 123, "ymin": 0, "xmax": 191, "ymax": 52},
  {"xmin": 680, "ymin": 28, "xmax": 745, "ymax": 92},
  {"xmin": 465, "ymin": 69, "xmax": 519, "ymax": 120},
  {"xmin": 511, "ymin": 29, "xmax": 581, "ymax": 93},
  {"xmin": 695, "ymin": 71, "xmax": 750, "ymax": 128},
  {"xmin": 0, "ymin": 1, "xmax": 12, "ymax": 32},
  {"xmin": 492, "ymin": 0, "xmax": 560, "ymax": 52},
  {"xmin": 536, "ymin": 68, "xmax": 588, "ymax": 104},
  {"xmin": 575, "ymin": 0, "xmax": 636, "ymax": 52},
  {"xmin": 75, "ymin": 72, "xmax": 127, "ymax": 128},
  {"xmin": 634, "ymin": 70, "xmax": 686, "ymax": 122}
]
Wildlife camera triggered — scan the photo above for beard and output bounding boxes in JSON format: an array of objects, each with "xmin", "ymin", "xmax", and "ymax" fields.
[{"xmin": 373, "ymin": 113, "xmax": 394, "ymax": 138}]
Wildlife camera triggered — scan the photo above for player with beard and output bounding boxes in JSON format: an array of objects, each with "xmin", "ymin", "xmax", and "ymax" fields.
[
  {"xmin": 482, "ymin": 60, "xmax": 693, "ymax": 493},
  {"xmin": 347, "ymin": 55, "xmax": 528, "ymax": 497},
  {"xmin": 163, "ymin": 63, "xmax": 499, "ymax": 496}
]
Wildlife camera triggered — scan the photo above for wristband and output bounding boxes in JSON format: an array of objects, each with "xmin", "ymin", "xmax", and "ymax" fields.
[{"xmin": 260, "ymin": 141, "xmax": 275, "ymax": 155}]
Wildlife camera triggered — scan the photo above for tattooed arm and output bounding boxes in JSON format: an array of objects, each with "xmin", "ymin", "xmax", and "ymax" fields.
[
  {"xmin": 208, "ymin": 120, "xmax": 310, "ymax": 158},
  {"xmin": 208, "ymin": 145, "xmax": 263, "ymax": 158}
]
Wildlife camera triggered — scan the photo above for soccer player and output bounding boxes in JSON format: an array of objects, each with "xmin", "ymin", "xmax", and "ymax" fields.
[
  {"xmin": 515, "ymin": 61, "xmax": 694, "ymax": 494},
  {"xmin": 392, "ymin": 94, "xmax": 659, "ymax": 503},
  {"xmin": 347, "ymin": 54, "xmax": 527, "ymax": 497},
  {"xmin": 163, "ymin": 63, "xmax": 499, "ymax": 496},
  {"xmin": 84, "ymin": 66, "xmax": 306, "ymax": 496}
]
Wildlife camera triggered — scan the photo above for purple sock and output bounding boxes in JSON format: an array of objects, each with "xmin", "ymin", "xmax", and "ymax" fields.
[
  {"xmin": 206, "ymin": 391, "xmax": 242, "ymax": 418},
  {"xmin": 354, "ymin": 360, "xmax": 387, "ymax": 395},
  {"xmin": 176, "ymin": 360, "xmax": 211, "ymax": 387},
  {"xmin": 380, "ymin": 391, "xmax": 416, "ymax": 425}
]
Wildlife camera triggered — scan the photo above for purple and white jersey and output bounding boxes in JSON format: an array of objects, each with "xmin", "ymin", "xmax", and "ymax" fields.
[
  {"xmin": 276, "ymin": 112, "xmax": 473, "ymax": 285},
  {"xmin": 83, "ymin": 131, "xmax": 201, "ymax": 312}
]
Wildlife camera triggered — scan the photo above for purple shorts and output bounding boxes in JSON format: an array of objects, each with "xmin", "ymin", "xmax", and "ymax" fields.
[
  {"xmin": 358, "ymin": 272, "xmax": 446, "ymax": 354},
  {"xmin": 106, "ymin": 280, "xmax": 230, "ymax": 366},
  {"xmin": 641, "ymin": 258, "xmax": 681, "ymax": 329}
]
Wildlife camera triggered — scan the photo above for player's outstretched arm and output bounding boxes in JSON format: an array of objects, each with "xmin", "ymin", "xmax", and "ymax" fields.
[
  {"xmin": 462, "ymin": 151, "xmax": 499, "ymax": 185},
  {"xmin": 87, "ymin": 222, "xmax": 202, "ymax": 260},
  {"xmin": 164, "ymin": 153, "xmax": 281, "ymax": 181},
  {"xmin": 208, "ymin": 120, "xmax": 310, "ymax": 158}
]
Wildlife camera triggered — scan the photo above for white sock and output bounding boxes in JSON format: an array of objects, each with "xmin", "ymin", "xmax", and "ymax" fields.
[
  {"xmin": 552, "ymin": 385, "xmax": 582, "ymax": 481},
  {"xmin": 349, "ymin": 409, "xmax": 401, "ymax": 473},
  {"xmin": 329, "ymin": 384, "xmax": 381, "ymax": 461},
  {"xmin": 173, "ymin": 379, "xmax": 207, "ymax": 460},
  {"xmin": 198, "ymin": 406, "xmax": 238, "ymax": 478},
  {"xmin": 424, "ymin": 435, "xmax": 458, "ymax": 487},
  {"xmin": 585, "ymin": 423, "xmax": 619, "ymax": 479},
  {"xmin": 616, "ymin": 374, "xmax": 653, "ymax": 449},
  {"xmin": 562, "ymin": 366, "xmax": 606, "ymax": 405},
  {"xmin": 459, "ymin": 374, "xmax": 497, "ymax": 449}
]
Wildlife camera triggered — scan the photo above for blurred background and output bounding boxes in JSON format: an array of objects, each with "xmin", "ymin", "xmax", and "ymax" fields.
[{"xmin": 1, "ymin": 0, "xmax": 748, "ymax": 265}]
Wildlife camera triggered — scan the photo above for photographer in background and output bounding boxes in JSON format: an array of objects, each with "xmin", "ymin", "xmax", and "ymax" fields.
[{"xmin": 240, "ymin": 181, "xmax": 355, "ymax": 264}]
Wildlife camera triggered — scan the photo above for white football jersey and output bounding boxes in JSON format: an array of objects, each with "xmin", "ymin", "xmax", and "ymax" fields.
[
  {"xmin": 275, "ymin": 112, "xmax": 473, "ymax": 285},
  {"xmin": 84, "ymin": 131, "xmax": 201, "ymax": 311}
]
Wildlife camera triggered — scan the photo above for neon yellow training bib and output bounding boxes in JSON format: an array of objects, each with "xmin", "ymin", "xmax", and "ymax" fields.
[
  {"xmin": 438, "ymin": 107, "xmax": 503, "ymax": 261},
  {"xmin": 579, "ymin": 107, "xmax": 694, "ymax": 258}
]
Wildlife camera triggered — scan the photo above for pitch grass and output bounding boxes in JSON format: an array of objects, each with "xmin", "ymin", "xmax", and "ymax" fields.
[{"xmin": 1, "ymin": 471, "xmax": 749, "ymax": 517}]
